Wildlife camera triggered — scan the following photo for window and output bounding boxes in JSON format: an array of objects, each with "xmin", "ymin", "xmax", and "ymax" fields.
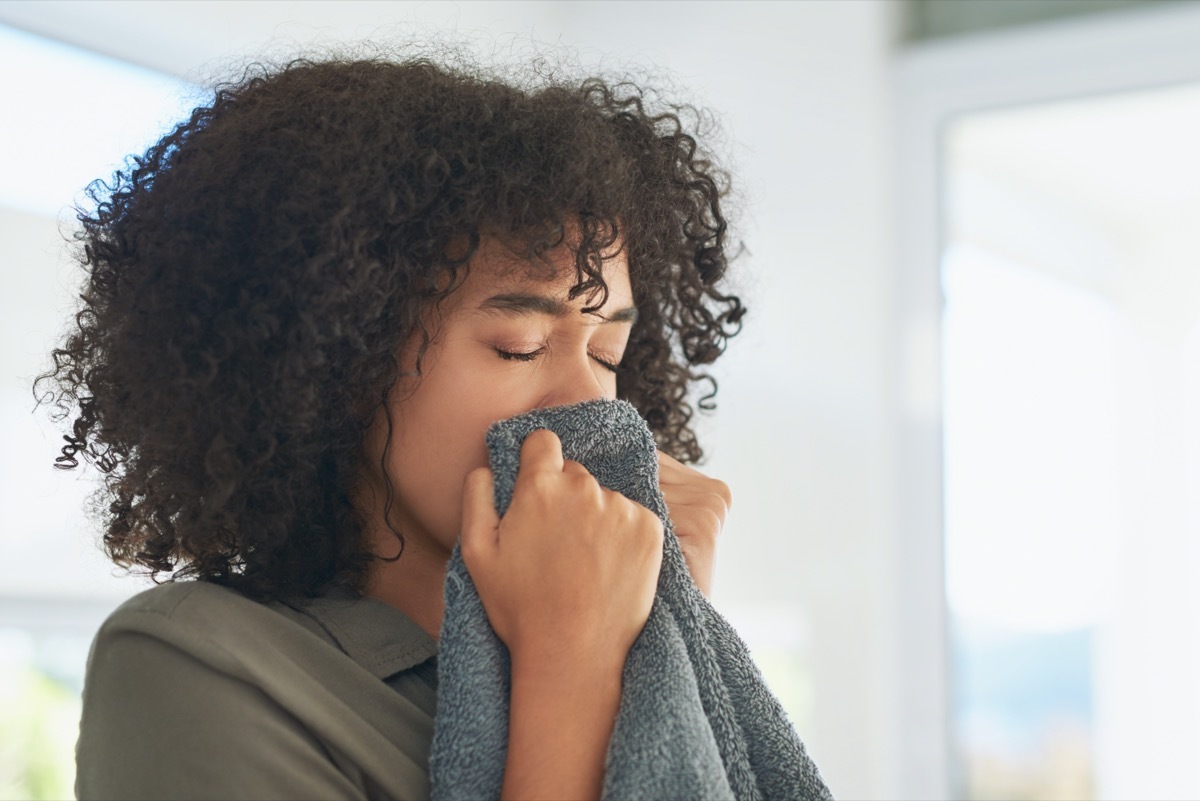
[
  {"xmin": 0, "ymin": 24, "xmax": 194, "ymax": 797},
  {"xmin": 943, "ymin": 83, "xmax": 1200, "ymax": 800}
]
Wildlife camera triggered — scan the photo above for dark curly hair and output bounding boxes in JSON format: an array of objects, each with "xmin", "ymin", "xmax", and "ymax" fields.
[{"xmin": 34, "ymin": 49, "xmax": 745, "ymax": 601}]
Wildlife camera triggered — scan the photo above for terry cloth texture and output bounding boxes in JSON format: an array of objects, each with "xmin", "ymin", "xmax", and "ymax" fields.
[{"xmin": 429, "ymin": 398, "xmax": 832, "ymax": 801}]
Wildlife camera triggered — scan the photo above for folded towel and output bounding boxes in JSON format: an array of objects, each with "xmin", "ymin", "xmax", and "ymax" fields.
[{"xmin": 430, "ymin": 398, "xmax": 832, "ymax": 801}]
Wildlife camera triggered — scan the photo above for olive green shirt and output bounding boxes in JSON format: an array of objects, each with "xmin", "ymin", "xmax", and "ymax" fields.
[{"xmin": 75, "ymin": 580, "xmax": 440, "ymax": 800}]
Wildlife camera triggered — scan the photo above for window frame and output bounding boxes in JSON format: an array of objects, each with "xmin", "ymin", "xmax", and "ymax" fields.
[{"xmin": 893, "ymin": 4, "xmax": 1200, "ymax": 798}]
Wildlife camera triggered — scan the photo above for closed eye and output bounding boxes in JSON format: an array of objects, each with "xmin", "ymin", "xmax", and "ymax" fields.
[
  {"xmin": 591, "ymin": 354, "xmax": 620, "ymax": 373},
  {"xmin": 494, "ymin": 347, "xmax": 620, "ymax": 373},
  {"xmin": 494, "ymin": 347, "xmax": 543, "ymax": 362}
]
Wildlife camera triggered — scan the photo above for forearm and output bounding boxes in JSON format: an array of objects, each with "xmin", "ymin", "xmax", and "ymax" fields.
[{"xmin": 500, "ymin": 647, "xmax": 623, "ymax": 801}]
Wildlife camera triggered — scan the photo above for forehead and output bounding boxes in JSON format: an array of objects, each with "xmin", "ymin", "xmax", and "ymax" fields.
[{"xmin": 452, "ymin": 234, "xmax": 632, "ymax": 306}]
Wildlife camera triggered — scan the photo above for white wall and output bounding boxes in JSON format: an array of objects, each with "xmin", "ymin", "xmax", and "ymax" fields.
[
  {"xmin": 555, "ymin": 6, "xmax": 904, "ymax": 797},
  {"xmin": 0, "ymin": 3, "xmax": 906, "ymax": 798}
]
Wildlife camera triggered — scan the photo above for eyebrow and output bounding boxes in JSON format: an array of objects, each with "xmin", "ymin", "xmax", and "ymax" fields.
[{"xmin": 478, "ymin": 292, "xmax": 638, "ymax": 324}]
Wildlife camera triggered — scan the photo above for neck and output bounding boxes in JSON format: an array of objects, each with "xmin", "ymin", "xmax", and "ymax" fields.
[{"xmin": 364, "ymin": 538, "xmax": 451, "ymax": 642}]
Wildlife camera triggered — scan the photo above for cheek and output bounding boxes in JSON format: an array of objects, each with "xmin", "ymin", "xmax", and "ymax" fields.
[{"xmin": 382, "ymin": 360, "xmax": 536, "ymax": 544}]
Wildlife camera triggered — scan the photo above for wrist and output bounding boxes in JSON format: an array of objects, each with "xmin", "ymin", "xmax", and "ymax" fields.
[
  {"xmin": 510, "ymin": 636, "xmax": 626, "ymax": 682},
  {"xmin": 501, "ymin": 646, "xmax": 624, "ymax": 801}
]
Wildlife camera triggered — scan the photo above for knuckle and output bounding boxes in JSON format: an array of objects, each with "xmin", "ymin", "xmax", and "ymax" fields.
[
  {"xmin": 523, "ymin": 470, "xmax": 553, "ymax": 493},
  {"xmin": 697, "ymin": 507, "xmax": 723, "ymax": 540},
  {"xmin": 524, "ymin": 428, "xmax": 560, "ymax": 450},
  {"xmin": 637, "ymin": 506, "xmax": 664, "ymax": 539},
  {"xmin": 646, "ymin": 524, "xmax": 665, "ymax": 556},
  {"xmin": 695, "ymin": 489, "xmax": 730, "ymax": 520},
  {"xmin": 570, "ymin": 466, "xmax": 601, "ymax": 495},
  {"xmin": 562, "ymin": 459, "xmax": 589, "ymax": 477},
  {"xmin": 710, "ymin": 478, "xmax": 733, "ymax": 508},
  {"xmin": 614, "ymin": 494, "xmax": 639, "ymax": 517},
  {"xmin": 465, "ymin": 466, "xmax": 492, "ymax": 490},
  {"xmin": 460, "ymin": 537, "xmax": 484, "ymax": 565}
]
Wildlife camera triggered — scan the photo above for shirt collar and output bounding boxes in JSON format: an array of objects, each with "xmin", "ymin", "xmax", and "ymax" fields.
[{"xmin": 276, "ymin": 586, "xmax": 439, "ymax": 681}]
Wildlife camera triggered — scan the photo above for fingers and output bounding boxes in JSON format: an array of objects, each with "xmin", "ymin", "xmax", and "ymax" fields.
[
  {"xmin": 515, "ymin": 427, "xmax": 601, "ymax": 493},
  {"xmin": 466, "ymin": 429, "xmax": 669, "ymax": 653},
  {"xmin": 671, "ymin": 504, "xmax": 724, "ymax": 544},
  {"xmin": 657, "ymin": 449, "xmax": 732, "ymax": 511},
  {"xmin": 517, "ymin": 428, "xmax": 566, "ymax": 480},
  {"xmin": 460, "ymin": 466, "xmax": 500, "ymax": 559},
  {"xmin": 655, "ymin": 449, "xmax": 727, "ymax": 597}
]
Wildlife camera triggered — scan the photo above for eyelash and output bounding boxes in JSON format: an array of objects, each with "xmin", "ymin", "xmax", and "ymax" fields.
[{"xmin": 495, "ymin": 347, "xmax": 620, "ymax": 374}]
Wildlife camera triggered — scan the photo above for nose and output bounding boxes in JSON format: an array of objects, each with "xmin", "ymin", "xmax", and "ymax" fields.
[{"xmin": 536, "ymin": 350, "xmax": 614, "ymax": 409}]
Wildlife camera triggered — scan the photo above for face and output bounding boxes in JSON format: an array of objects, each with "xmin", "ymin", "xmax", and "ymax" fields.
[{"xmin": 356, "ymin": 235, "xmax": 637, "ymax": 559}]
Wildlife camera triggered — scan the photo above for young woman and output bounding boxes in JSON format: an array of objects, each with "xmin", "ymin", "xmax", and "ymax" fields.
[{"xmin": 39, "ymin": 51, "xmax": 745, "ymax": 800}]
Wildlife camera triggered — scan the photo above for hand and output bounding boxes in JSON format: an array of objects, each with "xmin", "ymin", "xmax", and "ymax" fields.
[
  {"xmin": 463, "ymin": 430, "xmax": 663, "ymax": 801},
  {"xmin": 658, "ymin": 451, "xmax": 731, "ymax": 597},
  {"xmin": 460, "ymin": 429, "xmax": 664, "ymax": 664}
]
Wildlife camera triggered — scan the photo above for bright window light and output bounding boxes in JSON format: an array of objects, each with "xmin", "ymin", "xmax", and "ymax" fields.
[
  {"xmin": 943, "ymin": 243, "xmax": 1120, "ymax": 634},
  {"xmin": 943, "ymin": 81, "xmax": 1200, "ymax": 801},
  {"xmin": 0, "ymin": 24, "xmax": 198, "ymax": 219}
]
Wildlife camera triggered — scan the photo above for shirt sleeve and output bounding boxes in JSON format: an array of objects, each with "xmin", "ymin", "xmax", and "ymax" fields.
[{"xmin": 76, "ymin": 628, "xmax": 367, "ymax": 801}]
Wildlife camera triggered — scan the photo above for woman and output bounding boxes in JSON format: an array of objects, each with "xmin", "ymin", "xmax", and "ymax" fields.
[{"xmin": 38, "ymin": 49, "xmax": 744, "ymax": 800}]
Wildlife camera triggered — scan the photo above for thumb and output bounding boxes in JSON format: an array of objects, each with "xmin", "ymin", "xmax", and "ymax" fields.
[{"xmin": 460, "ymin": 466, "xmax": 500, "ymax": 565}]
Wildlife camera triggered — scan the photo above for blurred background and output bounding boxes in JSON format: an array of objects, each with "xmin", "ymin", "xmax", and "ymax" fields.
[{"xmin": 1, "ymin": 1, "xmax": 1197, "ymax": 799}]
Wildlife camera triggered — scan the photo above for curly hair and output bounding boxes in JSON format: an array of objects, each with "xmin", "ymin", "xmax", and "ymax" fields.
[{"xmin": 34, "ymin": 50, "xmax": 745, "ymax": 601}]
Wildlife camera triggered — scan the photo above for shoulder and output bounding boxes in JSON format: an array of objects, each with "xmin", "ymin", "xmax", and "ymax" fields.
[
  {"xmin": 90, "ymin": 581, "xmax": 369, "ymax": 699},
  {"xmin": 89, "ymin": 580, "xmax": 438, "ymax": 692},
  {"xmin": 94, "ymin": 581, "xmax": 284, "ymax": 670},
  {"xmin": 79, "ymin": 581, "xmax": 437, "ymax": 800},
  {"xmin": 78, "ymin": 582, "xmax": 376, "ymax": 799},
  {"xmin": 102, "ymin": 579, "xmax": 264, "ymax": 628},
  {"xmin": 83, "ymin": 581, "xmax": 289, "ymax": 720}
]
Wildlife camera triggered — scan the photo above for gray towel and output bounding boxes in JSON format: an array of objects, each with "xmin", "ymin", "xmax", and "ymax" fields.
[{"xmin": 429, "ymin": 398, "xmax": 832, "ymax": 801}]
